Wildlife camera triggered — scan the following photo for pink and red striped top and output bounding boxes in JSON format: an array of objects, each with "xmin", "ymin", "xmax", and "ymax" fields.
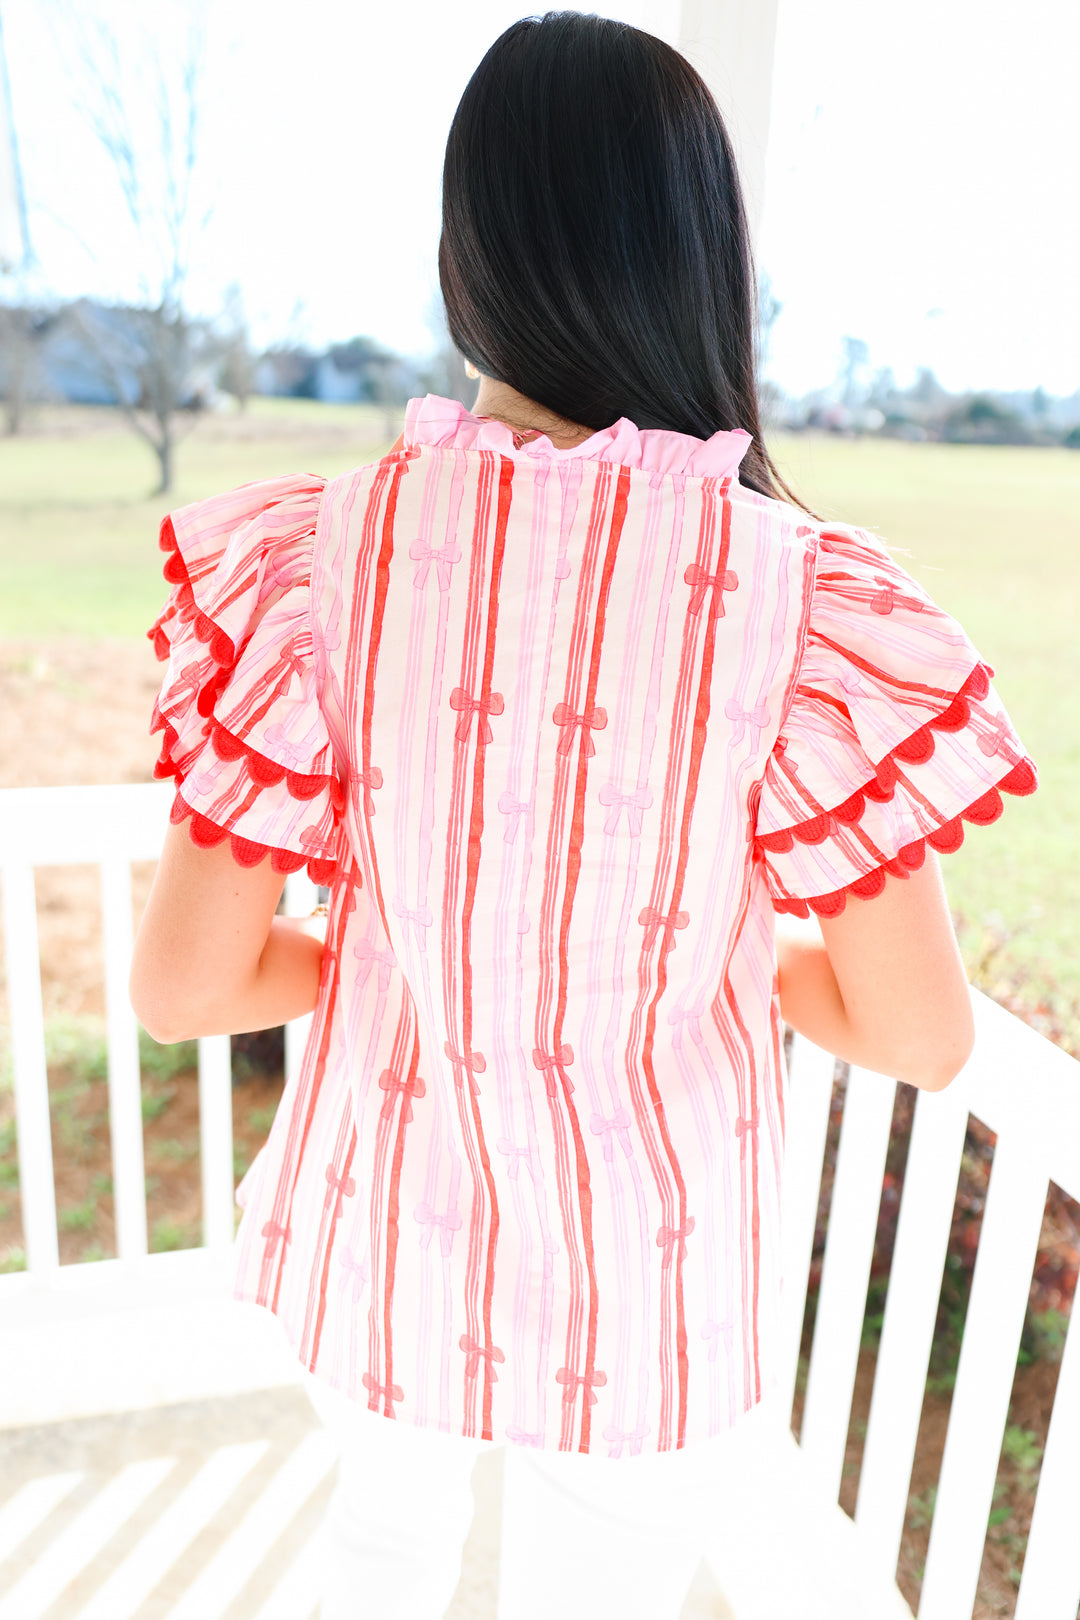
[{"xmin": 149, "ymin": 394, "xmax": 1036, "ymax": 1453}]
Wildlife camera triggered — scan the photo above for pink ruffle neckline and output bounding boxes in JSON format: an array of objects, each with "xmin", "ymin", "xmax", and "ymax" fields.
[{"xmin": 404, "ymin": 395, "xmax": 752, "ymax": 480}]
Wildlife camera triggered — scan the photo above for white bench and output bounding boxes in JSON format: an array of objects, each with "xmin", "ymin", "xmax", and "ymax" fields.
[{"xmin": 1, "ymin": 782, "xmax": 1078, "ymax": 1619}]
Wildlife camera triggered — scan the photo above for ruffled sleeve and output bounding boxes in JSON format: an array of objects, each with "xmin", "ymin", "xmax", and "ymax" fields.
[
  {"xmin": 148, "ymin": 475, "xmax": 345, "ymax": 884},
  {"xmin": 754, "ymin": 524, "xmax": 1037, "ymax": 918}
]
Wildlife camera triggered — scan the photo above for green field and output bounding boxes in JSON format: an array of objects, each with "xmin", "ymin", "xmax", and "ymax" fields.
[
  {"xmin": 0, "ymin": 400, "xmax": 398, "ymax": 638},
  {"xmin": 0, "ymin": 404, "xmax": 1076, "ymax": 1019},
  {"xmin": 773, "ymin": 433, "xmax": 1079, "ymax": 1023}
]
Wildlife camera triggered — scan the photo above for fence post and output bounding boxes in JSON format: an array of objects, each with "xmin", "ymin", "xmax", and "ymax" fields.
[
  {"xmin": 918, "ymin": 1131, "xmax": 1048, "ymax": 1620},
  {"xmin": 798, "ymin": 1064, "xmax": 897, "ymax": 1502},
  {"xmin": 198, "ymin": 1035, "xmax": 234, "ymax": 1254},
  {"xmin": 100, "ymin": 856, "xmax": 148, "ymax": 1260},
  {"xmin": 778, "ymin": 1034, "xmax": 836, "ymax": 1420},
  {"xmin": 1, "ymin": 860, "xmax": 58, "ymax": 1274}
]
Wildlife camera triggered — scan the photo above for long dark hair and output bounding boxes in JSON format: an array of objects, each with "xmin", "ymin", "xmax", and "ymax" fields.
[{"xmin": 439, "ymin": 11, "xmax": 803, "ymax": 509}]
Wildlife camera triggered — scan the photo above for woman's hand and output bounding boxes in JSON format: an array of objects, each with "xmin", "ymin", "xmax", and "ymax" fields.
[
  {"xmin": 130, "ymin": 824, "xmax": 325, "ymax": 1044},
  {"xmin": 775, "ymin": 853, "xmax": 974, "ymax": 1091}
]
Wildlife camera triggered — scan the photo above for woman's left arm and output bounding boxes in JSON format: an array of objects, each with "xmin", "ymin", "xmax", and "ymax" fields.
[{"xmin": 130, "ymin": 824, "xmax": 325, "ymax": 1044}]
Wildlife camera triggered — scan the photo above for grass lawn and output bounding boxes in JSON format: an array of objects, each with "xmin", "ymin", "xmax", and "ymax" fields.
[
  {"xmin": 0, "ymin": 404, "xmax": 1075, "ymax": 1017},
  {"xmin": 772, "ymin": 433, "xmax": 1079, "ymax": 1022},
  {"xmin": 0, "ymin": 399, "xmax": 397, "ymax": 639}
]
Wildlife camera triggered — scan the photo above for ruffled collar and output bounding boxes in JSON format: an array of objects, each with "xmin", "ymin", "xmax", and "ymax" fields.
[{"xmin": 403, "ymin": 395, "xmax": 752, "ymax": 481}]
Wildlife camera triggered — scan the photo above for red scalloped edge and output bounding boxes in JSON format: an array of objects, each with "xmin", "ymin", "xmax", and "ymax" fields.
[
  {"xmin": 169, "ymin": 790, "xmax": 338, "ymax": 885},
  {"xmin": 150, "ymin": 514, "xmax": 343, "ymax": 886},
  {"xmin": 152, "ymin": 715, "xmax": 345, "ymax": 813},
  {"xmin": 147, "ymin": 515, "xmax": 237, "ymax": 669},
  {"xmin": 770, "ymin": 757, "xmax": 1037, "ymax": 919},
  {"xmin": 755, "ymin": 663, "xmax": 1035, "ymax": 857}
]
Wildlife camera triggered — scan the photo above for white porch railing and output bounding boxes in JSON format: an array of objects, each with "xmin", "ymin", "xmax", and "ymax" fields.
[{"xmin": 1, "ymin": 782, "xmax": 1078, "ymax": 1620}]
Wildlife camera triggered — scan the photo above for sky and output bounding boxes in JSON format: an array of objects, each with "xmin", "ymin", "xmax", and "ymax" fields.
[{"xmin": 4, "ymin": 0, "xmax": 1078, "ymax": 399}]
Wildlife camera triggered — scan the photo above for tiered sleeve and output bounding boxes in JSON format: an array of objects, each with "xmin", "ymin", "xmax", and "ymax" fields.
[
  {"xmin": 148, "ymin": 475, "xmax": 345, "ymax": 884},
  {"xmin": 754, "ymin": 524, "xmax": 1037, "ymax": 918}
]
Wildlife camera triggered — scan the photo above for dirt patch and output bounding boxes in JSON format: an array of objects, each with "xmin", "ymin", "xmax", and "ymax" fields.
[
  {"xmin": 0, "ymin": 637, "xmax": 163, "ymax": 790},
  {"xmin": 0, "ymin": 1056, "xmax": 284, "ymax": 1266}
]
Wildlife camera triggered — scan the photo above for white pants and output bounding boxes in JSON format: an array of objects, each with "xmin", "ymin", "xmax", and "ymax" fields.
[{"xmin": 304, "ymin": 1375, "xmax": 914, "ymax": 1620}]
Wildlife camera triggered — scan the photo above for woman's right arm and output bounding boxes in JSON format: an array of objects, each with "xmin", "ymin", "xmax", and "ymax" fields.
[{"xmin": 775, "ymin": 852, "xmax": 974, "ymax": 1092}]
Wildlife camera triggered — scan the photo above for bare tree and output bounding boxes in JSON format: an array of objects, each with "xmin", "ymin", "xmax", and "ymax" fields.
[
  {"xmin": 218, "ymin": 283, "xmax": 255, "ymax": 413},
  {"xmin": 0, "ymin": 303, "xmax": 51, "ymax": 433},
  {"xmin": 55, "ymin": 5, "xmax": 211, "ymax": 493},
  {"xmin": 840, "ymin": 335, "xmax": 871, "ymax": 410},
  {"xmin": 422, "ymin": 294, "xmax": 474, "ymax": 410}
]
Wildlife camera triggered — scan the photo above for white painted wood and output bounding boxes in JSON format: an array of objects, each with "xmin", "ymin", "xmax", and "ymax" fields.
[
  {"xmin": 4, "ymin": 786, "xmax": 1080, "ymax": 1616},
  {"xmin": 283, "ymin": 872, "xmax": 319, "ymax": 917},
  {"xmin": 0, "ymin": 783, "xmax": 172, "ymax": 866},
  {"xmin": 798, "ymin": 1064, "xmax": 897, "ymax": 1502},
  {"xmin": 166, "ymin": 1431, "xmax": 338, "ymax": 1620},
  {"xmin": 1, "ymin": 859, "xmax": 58, "ymax": 1274},
  {"xmin": 1014, "ymin": 1290, "xmax": 1080, "ymax": 1620},
  {"xmin": 949, "ymin": 991, "xmax": 1080, "ymax": 1199},
  {"xmin": 250, "ymin": 1535, "xmax": 324, "ymax": 1620},
  {"xmin": 284, "ymin": 1015, "xmax": 312, "ymax": 1089},
  {"xmin": 0, "ymin": 1473, "xmax": 83, "ymax": 1564},
  {"xmin": 678, "ymin": 0, "xmax": 780, "ymax": 242},
  {"xmin": 100, "ymin": 858, "xmax": 147, "ymax": 1261},
  {"xmin": 198, "ymin": 1036, "xmax": 235, "ymax": 1254},
  {"xmin": 71, "ymin": 1441, "xmax": 269, "ymax": 1620},
  {"xmin": 0, "ymin": 1457, "xmax": 176, "ymax": 1620},
  {"xmin": 854, "ymin": 1078, "xmax": 970, "ymax": 1573},
  {"xmin": 918, "ymin": 1128, "xmax": 1049, "ymax": 1620},
  {"xmin": 0, "ymin": 1249, "xmax": 306, "ymax": 1427},
  {"xmin": 778, "ymin": 1034, "xmax": 836, "ymax": 1418}
]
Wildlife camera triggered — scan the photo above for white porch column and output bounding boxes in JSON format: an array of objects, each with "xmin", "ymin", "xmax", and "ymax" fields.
[{"xmin": 677, "ymin": 0, "xmax": 780, "ymax": 245}]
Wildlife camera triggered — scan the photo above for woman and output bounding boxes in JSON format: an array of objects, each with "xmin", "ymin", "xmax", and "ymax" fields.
[{"xmin": 131, "ymin": 13, "xmax": 1035, "ymax": 1619}]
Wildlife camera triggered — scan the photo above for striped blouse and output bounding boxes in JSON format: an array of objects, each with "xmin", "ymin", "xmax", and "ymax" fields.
[{"xmin": 149, "ymin": 394, "xmax": 1036, "ymax": 1454}]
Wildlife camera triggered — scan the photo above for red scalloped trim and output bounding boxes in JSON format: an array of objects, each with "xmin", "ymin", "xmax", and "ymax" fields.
[
  {"xmin": 150, "ymin": 513, "xmax": 342, "ymax": 886},
  {"xmin": 169, "ymin": 790, "xmax": 337, "ymax": 885},
  {"xmin": 206, "ymin": 718, "xmax": 344, "ymax": 808},
  {"xmin": 153, "ymin": 717, "xmax": 344, "ymax": 811},
  {"xmin": 147, "ymin": 515, "xmax": 237, "ymax": 669},
  {"xmin": 756, "ymin": 664, "xmax": 1034, "ymax": 858},
  {"xmin": 770, "ymin": 757, "xmax": 1037, "ymax": 919}
]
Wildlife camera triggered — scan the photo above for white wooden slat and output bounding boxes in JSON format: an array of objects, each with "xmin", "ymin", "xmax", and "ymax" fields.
[
  {"xmin": 854, "ymin": 1078, "xmax": 970, "ymax": 1572},
  {"xmin": 918, "ymin": 1129, "xmax": 1049, "ymax": 1620},
  {"xmin": 778, "ymin": 1034, "xmax": 837, "ymax": 1419},
  {"xmin": 956, "ymin": 991, "xmax": 1080, "ymax": 1203},
  {"xmin": 282, "ymin": 871, "xmax": 319, "ymax": 1089},
  {"xmin": 1014, "ymin": 1290, "xmax": 1080, "ymax": 1620},
  {"xmin": 99, "ymin": 858, "xmax": 147, "ymax": 1261},
  {"xmin": 283, "ymin": 872, "xmax": 319, "ymax": 917},
  {"xmin": 0, "ymin": 784, "xmax": 172, "ymax": 868},
  {"xmin": 1, "ymin": 859, "xmax": 58, "ymax": 1275},
  {"xmin": 798, "ymin": 1064, "xmax": 897, "ymax": 1502},
  {"xmin": 198, "ymin": 1036, "xmax": 235, "ymax": 1253},
  {"xmin": 284, "ymin": 1016, "xmax": 313, "ymax": 1090}
]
